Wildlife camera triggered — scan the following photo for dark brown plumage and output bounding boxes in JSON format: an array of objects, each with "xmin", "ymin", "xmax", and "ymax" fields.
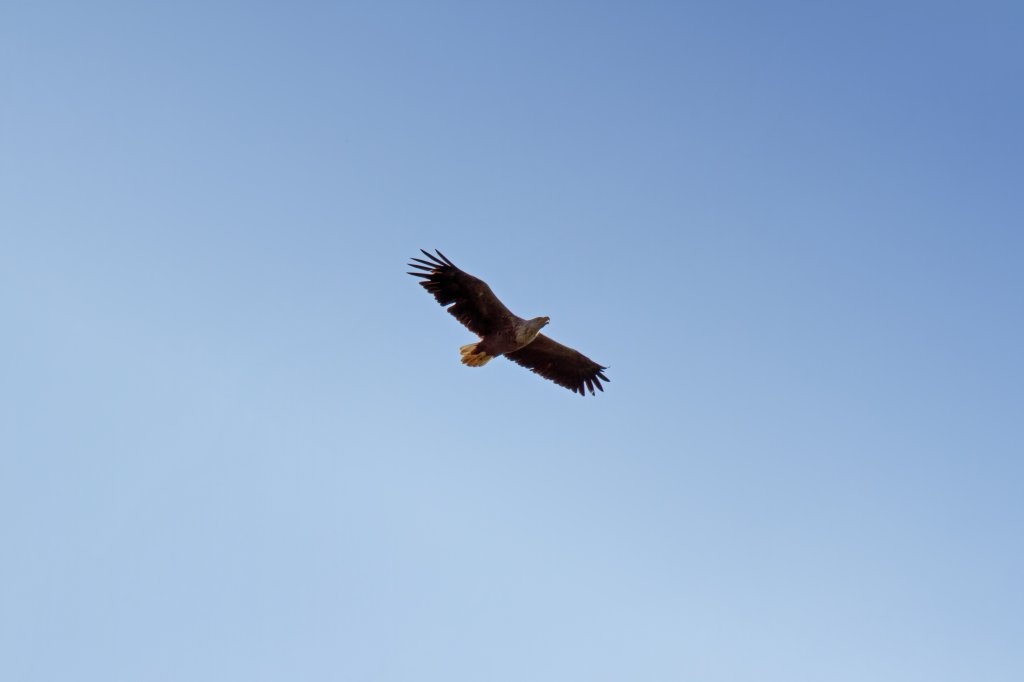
[{"xmin": 408, "ymin": 249, "xmax": 610, "ymax": 396}]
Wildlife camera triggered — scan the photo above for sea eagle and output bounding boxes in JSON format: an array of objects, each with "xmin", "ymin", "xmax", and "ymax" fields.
[{"xmin": 408, "ymin": 249, "xmax": 610, "ymax": 396}]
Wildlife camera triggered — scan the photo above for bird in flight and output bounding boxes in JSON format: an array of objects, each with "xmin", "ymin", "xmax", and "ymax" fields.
[{"xmin": 408, "ymin": 249, "xmax": 610, "ymax": 396}]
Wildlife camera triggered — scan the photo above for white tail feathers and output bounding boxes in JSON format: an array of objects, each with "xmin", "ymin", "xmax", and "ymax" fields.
[{"xmin": 459, "ymin": 342, "xmax": 493, "ymax": 367}]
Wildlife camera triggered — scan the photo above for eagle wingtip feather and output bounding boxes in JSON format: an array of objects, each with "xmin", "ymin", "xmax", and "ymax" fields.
[{"xmin": 435, "ymin": 249, "xmax": 456, "ymax": 267}]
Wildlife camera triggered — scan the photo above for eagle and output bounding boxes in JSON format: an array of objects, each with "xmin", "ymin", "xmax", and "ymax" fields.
[{"xmin": 408, "ymin": 249, "xmax": 610, "ymax": 396}]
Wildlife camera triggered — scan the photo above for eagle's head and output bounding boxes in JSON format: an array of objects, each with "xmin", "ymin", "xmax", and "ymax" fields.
[{"xmin": 516, "ymin": 316, "xmax": 551, "ymax": 346}]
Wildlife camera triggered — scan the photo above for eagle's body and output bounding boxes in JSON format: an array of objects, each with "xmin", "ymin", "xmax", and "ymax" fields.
[
  {"xmin": 459, "ymin": 314, "xmax": 548, "ymax": 367},
  {"xmin": 408, "ymin": 249, "xmax": 610, "ymax": 396}
]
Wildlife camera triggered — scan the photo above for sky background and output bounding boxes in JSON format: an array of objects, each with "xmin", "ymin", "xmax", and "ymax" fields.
[{"xmin": 2, "ymin": 2, "xmax": 1022, "ymax": 680}]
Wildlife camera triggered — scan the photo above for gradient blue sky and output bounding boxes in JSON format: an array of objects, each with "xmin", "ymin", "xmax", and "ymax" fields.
[{"xmin": 2, "ymin": 2, "xmax": 1022, "ymax": 680}]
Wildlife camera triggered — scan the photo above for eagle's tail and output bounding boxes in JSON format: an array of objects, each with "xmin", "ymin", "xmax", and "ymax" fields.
[{"xmin": 460, "ymin": 342, "xmax": 493, "ymax": 367}]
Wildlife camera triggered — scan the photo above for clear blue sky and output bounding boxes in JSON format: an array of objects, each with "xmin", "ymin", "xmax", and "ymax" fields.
[{"xmin": 2, "ymin": 2, "xmax": 1022, "ymax": 680}]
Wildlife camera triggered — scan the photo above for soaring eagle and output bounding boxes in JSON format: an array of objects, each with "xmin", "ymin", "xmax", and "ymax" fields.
[{"xmin": 408, "ymin": 249, "xmax": 610, "ymax": 396}]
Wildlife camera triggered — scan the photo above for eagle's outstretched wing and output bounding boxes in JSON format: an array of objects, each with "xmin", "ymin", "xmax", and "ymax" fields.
[
  {"xmin": 407, "ymin": 249, "xmax": 514, "ymax": 337},
  {"xmin": 505, "ymin": 334, "xmax": 610, "ymax": 396}
]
